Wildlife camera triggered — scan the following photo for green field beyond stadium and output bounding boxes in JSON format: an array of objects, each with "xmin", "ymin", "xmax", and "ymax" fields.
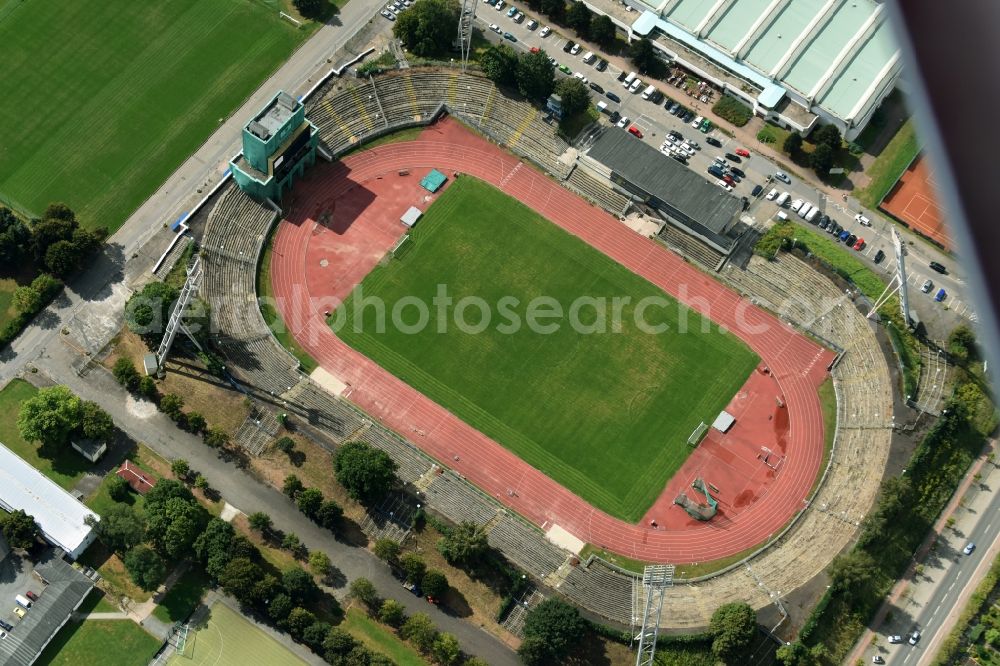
[
  {"xmin": 0, "ymin": 0, "xmax": 304, "ymax": 231},
  {"xmin": 335, "ymin": 177, "xmax": 759, "ymax": 521}
]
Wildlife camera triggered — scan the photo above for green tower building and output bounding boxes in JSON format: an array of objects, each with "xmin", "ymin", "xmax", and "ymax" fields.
[{"xmin": 231, "ymin": 91, "xmax": 318, "ymax": 201}]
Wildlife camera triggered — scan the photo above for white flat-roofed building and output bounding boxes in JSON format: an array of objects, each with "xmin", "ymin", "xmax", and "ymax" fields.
[{"xmin": 0, "ymin": 442, "xmax": 99, "ymax": 560}]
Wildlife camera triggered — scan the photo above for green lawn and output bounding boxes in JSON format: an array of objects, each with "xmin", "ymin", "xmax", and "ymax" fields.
[
  {"xmin": 0, "ymin": 379, "xmax": 92, "ymax": 489},
  {"xmin": 0, "ymin": 0, "xmax": 309, "ymax": 232},
  {"xmin": 342, "ymin": 608, "xmax": 427, "ymax": 666},
  {"xmin": 334, "ymin": 177, "xmax": 759, "ymax": 521},
  {"xmin": 36, "ymin": 618, "xmax": 160, "ymax": 666},
  {"xmin": 153, "ymin": 566, "xmax": 211, "ymax": 623},
  {"xmin": 857, "ymin": 119, "xmax": 920, "ymax": 209},
  {"xmin": 170, "ymin": 601, "xmax": 304, "ymax": 666}
]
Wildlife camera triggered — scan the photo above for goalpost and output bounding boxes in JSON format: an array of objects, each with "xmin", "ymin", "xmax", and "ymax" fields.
[
  {"xmin": 687, "ymin": 421, "xmax": 708, "ymax": 447},
  {"xmin": 174, "ymin": 623, "xmax": 194, "ymax": 659},
  {"xmin": 391, "ymin": 234, "xmax": 413, "ymax": 259}
]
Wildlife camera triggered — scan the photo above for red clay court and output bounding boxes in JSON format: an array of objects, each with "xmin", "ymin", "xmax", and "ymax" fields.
[
  {"xmin": 270, "ymin": 118, "xmax": 834, "ymax": 563},
  {"xmin": 880, "ymin": 154, "xmax": 950, "ymax": 249}
]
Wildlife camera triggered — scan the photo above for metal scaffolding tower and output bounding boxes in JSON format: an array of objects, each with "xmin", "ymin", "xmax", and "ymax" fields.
[
  {"xmin": 152, "ymin": 256, "xmax": 203, "ymax": 376},
  {"xmin": 868, "ymin": 227, "xmax": 912, "ymax": 324},
  {"xmin": 456, "ymin": 0, "xmax": 477, "ymax": 70},
  {"xmin": 635, "ymin": 565, "xmax": 674, "ymax": 666}
]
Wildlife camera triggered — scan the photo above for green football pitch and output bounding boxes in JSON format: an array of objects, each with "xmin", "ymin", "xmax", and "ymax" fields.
[
  {"xmin": 170, "ymin": 601, "xmax": 303, "ymax": 666},
  {"xmin": 335, "ymin": 177, "xmax": 759, "ymax": 521},
  {"xmin": 0, "ymin": 0, "xmax": 305, "ymax": 232}
]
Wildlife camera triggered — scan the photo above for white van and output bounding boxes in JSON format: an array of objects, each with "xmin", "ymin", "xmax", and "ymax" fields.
[
  {"xmin": 805, "ymin": 207, "xmax": 820, "ymax": 223},
  {"xmin": 775, "ymin": 192, "xmax": 790, "ymax": 207},
  {"xmin": 790, "ymin": 199, "xmax": 803, "ymax": 213},
  {"xmin": 776, "ymin": 211, "xmax": 789, "ymax": 221},
  {"xmin": 629, "ymin": 78, "xmax": 643, "ymax": 93},
  {"xmin": 622, "ymin": 71, "xmax": 637, "ymax": 88},
  {"xmin": 15, "ymin": 595, "xmax": 31, "ymax": 610},
  {"xmin": 582, "ymin": 51, "xmax": 595, "ymax": 64},
  {"xmin": 641, "ymin": 84, "xmax": 656, "ymax": 100},
  {"xmin": 765, "ymin": 188, "xmax": 778, "ymax": 200},
  {"xmin": 798, "ymin": 203, "xmax": 813, "ymax": 219}
]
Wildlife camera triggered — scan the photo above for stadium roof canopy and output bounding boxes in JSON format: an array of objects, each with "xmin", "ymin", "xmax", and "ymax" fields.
[
  {"xmin": 585, "ymin": 129, "xmax": 741, "ymax": 235},
  {"xmin": 0, "ymin": 442, "xmax": 98, "ymax": 560}
]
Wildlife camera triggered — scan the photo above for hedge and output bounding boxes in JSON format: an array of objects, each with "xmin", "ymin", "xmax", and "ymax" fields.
[
  {"xmin": 712, "ymin": 95, "xmax": 752, "ymax": 127},
  {"xmin": 0, "ymin": 274, "xmax": 64, "ymax": 349}
]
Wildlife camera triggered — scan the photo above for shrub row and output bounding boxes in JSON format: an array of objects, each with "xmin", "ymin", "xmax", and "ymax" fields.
[
  {"xmin": 0, "ymin": 274, "xmax": 63, "ymax": 348},
  {"xmin": 712, "ymin": 95, "xmax": 752, "ymax": 127}
]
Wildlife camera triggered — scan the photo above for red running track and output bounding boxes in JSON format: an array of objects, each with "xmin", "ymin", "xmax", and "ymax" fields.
[{"xmin": 271, "ymin": 119, "xmax": 834, "ymax": 563}]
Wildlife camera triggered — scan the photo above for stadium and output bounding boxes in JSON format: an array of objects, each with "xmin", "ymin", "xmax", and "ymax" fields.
[{"xmin": 182, "ymin": 66, "xmax": 893, "ymax": 630}]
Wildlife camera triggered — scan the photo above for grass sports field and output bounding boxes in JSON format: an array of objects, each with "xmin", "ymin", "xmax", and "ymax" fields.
[
  {"xmin": 170, "ymin": 602, "xmax": 303, "ymax": 666},
  {"xmin": 335, "ymin": 177, "xmax": 759, "ymax": 521},
  {"xmin": 0, "ymin": 0, "xmax": 305, "ymax": 232}
]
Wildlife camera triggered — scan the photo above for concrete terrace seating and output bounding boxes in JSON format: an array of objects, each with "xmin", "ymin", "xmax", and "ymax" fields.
[
  {"xmin": 565, "ymin": 167, "xmax": 631, "ymax": 216},
  {"xmin": 657, "ymin": 223, "xmax": 725, "ymax": 270},
  {"xmin": 360, "ymin": 425, "xmax": 436, "ymax": 483},
  {"xmin": 487, "ymin": 514, "xmax": 567, "ymax": 579},
  {"xmin": 423, "ymin": 470, "xmax": 499, "ymax": 525},
  {"xmin": 560, "ymin": 559, "xmax": 635, "ymax": 627},
  {"xmin": 153, "ymin": 235, "xmax": 193, "ymax": 281}
]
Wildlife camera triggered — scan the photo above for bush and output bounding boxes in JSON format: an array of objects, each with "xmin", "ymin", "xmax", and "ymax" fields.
[
  {"xmin": 274, "ymin": 436, "xmax": 295, "ymax": 454},
  {"xmin": 186, "ymin": 412, "xmax": 206, "ymax": 434},
  {"xmin": 421, "ymin": 570, "xmax": 448, "ymax": 599},
  {"xmin": 379, "ymin": 599, "xmax": 406, "ymax": 627},
  {"xmin": 160, "ymin": 393, "xmax": 184, "ymax": 420},
  {"xmin": 712, "ymin": 95, "xmax": 752, "ymax": 127},
  {"xmin": 373, "ymin": 538, "xmax": 401, "ymax": 565},
  {"xmin": 400, "ymin": 553, "xmax": 426, "ymax": 584},
  {"xmin": 401, "ymin": 613, "xmax": 438, "ymax": 653},
  {"xmin": 138, "ymin": 376, "xmax": 158, "ymax": 401},
  {"xmin": 113, "ymin": 357, "xmax": 140, "ymax": 391},
  {"xmin": 107, "ymin": 475, "xmax": 131, "ymax": 502},
  {"xmin": 349, "ymin": 577, "xmax": 379, "ymax": 609},
  {"xmin": 203, "ymin": 427, "xmax": 229, "ymax": 449}
]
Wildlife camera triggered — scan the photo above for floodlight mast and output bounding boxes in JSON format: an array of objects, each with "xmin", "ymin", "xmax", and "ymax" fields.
[
  {"xmin": 457, "ymin": 0, "xmax": 477, "ymax": 70},
  {"xmin": 867, "ymin": 228, "xmax": 912, "ymax": 324}
]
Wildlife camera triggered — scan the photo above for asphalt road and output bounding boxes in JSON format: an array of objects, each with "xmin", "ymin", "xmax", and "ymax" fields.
[{"xmin": 475, "ymin": 6, "xmax": 975, "ymax": 333}]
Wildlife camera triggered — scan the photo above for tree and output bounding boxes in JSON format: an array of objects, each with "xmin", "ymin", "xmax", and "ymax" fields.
[
  {"xmin": 0, "ymin": 207, "xmax": 30, "ymax": 267},
  {"xmin": 0, "ymin": 510, "xmax": 40, "ymax": 550},
  {"xmin": 401, "ymin": 612, "xmax": 438, "ymax": 653},
  {"xmin": 309, "ymin": 550, "xmax": 332, "ymax": 576},
  {"xmin": 160, "ymin": 393, "xmax": 184, "ymax": 421},
  {"xmin": 203, "ymin": 427, "xmax": 229, "ymax": 449},
  {"xmin": 392, "ymin": 0, "xmax": 460, "ymax": 57},
  {"xmin": 269, "ymin": 593, "xmax": 294, "ymax": 623},
  {"xmin": 144, "ymin": 484, "xmax": 209, "ymax": 559},
  {"xmin": 813, "ymin": 124, "xmax": 842, "ymax": 150},
  {"xmin": 44, "ymin": 239, "xmax": 84, "ymax": 277},
  {"xmin": 302, "ymin": 621, "xmax": 332, "ymax": 651},
  {"xmin": 107, "ymin": 474, "xmax": 131, "ymax": 502},
  {"xmin": 519, "ymin": 598, "xmax": 586, "ymax": 664},
  {"xmin": 31, "ymin": 215, "xmax": 76, "ymax": 262},
  {"xmin": 810, "ymin": 143, "xmax": 835, "ymax": 175},
  {"xmin": 171, "ymin": 458, "xmax": 190, "ymax": 480},
  {"xmin": 630, "ymin": 38, "xmax": 666, "ymax": 78},
  {"xmin": 316, "ymin": 500, "xmax": 343, "ymax": 530},
  {"xmin": 334, "ymin": 441, "xmax": 398, "ymax": 504},
  {"xmin": 324, "ymin": 628, "xmax": 357, "ymax": 663},
  {"xmin": 776, "ymin": 641, "xmax": 810, "ymax": 666},
  {"xmin": 783, "ymin": 132, "xmax": 803, "ymax": 155},
  {"xmin": 113, "ymin": 357, "xmax": 140, "ymax": 391},
  {"xmin": 286, "ymin": 607, "xmax": 317, "ymax": 638},
  {"xmin": 292, "ymin": 0, "xmax": 324, "ymax": 19},
  {"xmin": 589, "ymin": 14, "xmax": 616, "ymax": 48},
  {"xmin": 274, "ymin": 436, "xmax": 294, "ymax": 454},
  {"xmin": 481, "ymin": 44, "xmax": 518, "ymax": 87},
  {"xmin": 421, "ymin": 570, "xmax": 448, "ymax": 599},
  {"xmin": 565, "ymin": 1, "xmax": 591, "ymax": 37},
  {"xmin": 17, "ymin": 384, "xmax": 80, "ymax": 450},
  {"xmin": 710, "ymin": 602, "xmax": 757, "ymax": 664},
  {"xmin": 432, "ymin": 632, "xmax": 461, "ymax": 666},
  {"xmin": 828, "ymin": 550, "xmax": 880, "ymax": 601},
  {"xmin": 219, "ymin": 557, "xmax": 263, "ymax": 603},
  {"xmin": 124, "ymin": 281, "xmax": 178, "ymax": 347},
  {"xmin": 400, "ymin": 553, "xmax": 427, "ymax": 584},
  {"xmin": 282, "ymin": 531, "xmax": 303, "ymax": 553},
  {"xmin": 193, "ymin": 518, "xmax": 248, "ymax": 579},
  {"xmin": 12, "ymin": 285, "xmax": 42, "ymax": 314},
  {"xmin": 948, "ymin": 324, "xmax": 978, "ymax": 363},
  {"xmin": 186, "ymin": 412, "xmax": 207, "ymax": 434},
  {"xmin": 282, "ymin": 567, "xmax": 319, "ymax": 603},
  {"xmin": 80, "ymin": 401, "xmax": 114, "ymax": 442},
  {"xmin": 373, "ymin": 538, "xmax": 401, "ymax": 566},
  {"xmin": 297, "ymin": 487, "xmax": 324, "ymax": 518},
  {"xmin": 540, "ymin": 0, "xmax": 564, "ymax": 21},
  {"xmin": 93, "ymin": 504, "xmax": 145, "ymax": 553},
  {"xmin": 437, "ymin": 522, "xmax": 488, "ymax": 568},
  {"xmin": 138, "ymin": 376, "xmax": 158, "ymax": 401},
  {"xmin": 554, "ymin": 77, "xmax": 590, "ymax": 117},
  {"xmin": 378, "ymin": 599, "xmax": 406, "ymax": 627},
  {"xmin": 194, "ymin": 474, "xmax": 208, "ymax": 491},
  {"xmin": 516, "ymin": 50, "xmax": 556, "ymax": 101},
  {"xmin": 350, "ymin": 577, "xmax": 379, "ymax": 609},
  {"xmin": 248, "ymin": 511, "xmax": 273, "ymax": 533},
  {"xmin": 124, "ymin": 545, "xmax": 166, "ymax": 591},
  {"xmin": 283, "ymin": 474, "xmax": 304, "ymax": 498}
]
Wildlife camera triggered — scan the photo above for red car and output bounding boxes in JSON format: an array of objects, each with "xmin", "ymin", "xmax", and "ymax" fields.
[
  {"xmin": 853, "ymin": 237, "xmax": 865, "ymax": 250},
  {"xmin": 722, "ymin": 174, "xmax": 734, "ymax": 185},
  {"xmin": 24, "ymin": 591, "xmax": 38, "ymax": 602},
  {"xmin": 735, "ymin": 148, "xmax": 750, "ymax": 157},
  {"xmin": 529, "ymin": 46, "xmax": 540, "ymax": 53},
  {"xmin": 628, "ymin": 125, "xmax": 643, "ymax": 138}
]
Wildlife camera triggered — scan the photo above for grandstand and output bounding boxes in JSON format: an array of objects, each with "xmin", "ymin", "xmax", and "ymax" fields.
[{"xmin": 196, "ymin": 70, "xmax": 893, "ymax": 629}]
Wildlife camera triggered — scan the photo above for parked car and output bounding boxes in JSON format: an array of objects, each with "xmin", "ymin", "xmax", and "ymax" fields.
[
  {"xmin": 668, "ymin": 130, "xmax": 682, "ymax": 140},
  {"xmin": 682, "ymin": 110, "xmax": 696, "ymax": 123},
  {"xmin": 872, "ymin": 656, "xmax": 885, "ymax": 664},
  {"xmin": 716, "ymin": 179, "xmax": 733, "ymax": 192},
  {"xmin": 735, "ymin": 148, "xmax": 750, "ymax": 157},
  {"xmin": 855, "ymin": 213, "xmax": 872, "ymax": 226},
  {"xmin": 774, "ymin": 171, "xmax": 791, "ymax": 184},
  {"xmin": 513, "ymin": 11, "xmax": 525, "ymax": 22},
  {"xmin": 935, "ymin": 288, "xmax": 947, "ymax": 302},
  {"xmin": 921, "ymin": 279, "xmax": 933, "ymax": 293},
  {"xmin": 887, "ymin": 635, "xmax": 902, "ymax": 644},
  {"xmin": 722, "ymin": 174, "xmax": 734, "ymax": 186},
  {"xmin": 573, "ymin": 72, "xmax": 588, "ymax": 84},
  {"xmin": 725, "ymin": 152, "xmax": 741, "ymax": 162},
  {"xmin": 700, "ymin": 119, "xmax": 712, "ymax": 132},
  {"xmin": 874, "ymin": 249, "xmax": 885, "ymax": 263},
  {"xmin": 628, "ymin": 125, "xmax": 643, "ymax": 138},
  {"xmin": 495, "ymin": 0, "xmax": 505, "ymax": 9},
  {"xmin": 616, "ymin": 115, "xmax": 630, "ymax": 128},
  {"xmin": 589, "ymin": 82, "xmax": 604, "ymax": 93},
  {"xmin": 506, "ymin": 5, "xmax": 516, "ymax": 16},
  {"xmin": 503, "ymin": 31, "xmax": 516, "ymax": 41},
  {"xmin": 691, "ymin": 115, "xmax": 704, "ymax": 129},
  {"xmin": 608, "ymin": 110, "xmax": 620, "ymax": 124},
  {"xmin": 617, "ymin": 70, "xmax": 628, "ymax": 82},
  {"xmin": 24, "ymin": 591, "xmax": 38, "ymax": 602},
  {"xmin": 964, "ymin": 542, "xmax": 976, "ymax": 555},
  {"xmin": 706, "ymin": 136, "xmax": 722, "ymax": 147},
  {"xmin": 526, "ymin": 19, "xmax": 538, "ymax": 29},
  {"xmin": 596, "ymin": 58, "xmax": 608, "ymax": 71},
  {"xmin": 0, "ymin": 620, "xmax": 12, "ymax": 632},
  {"xmin": 929, "ymin": 261, "xmax": 947, "ymax": 273},
  {"xmin": 818, "ymin": 216, "xmax": 830, "ymax": 230},
  {"xmin": 558, "ymin": 64, "xmax": 571, "ymax": 74},
  {"xmin": 605, "ymin": 91, "xmax": 621, "ymax": 103},
  {"xmin": 570, "ymin": 43, "xmax": 581, "ymax": 55},
  {"xmin": 853, "ymin": 237, "xmax": 865, "ymax": 250},
  {"xmin": 380, "ymin": 9, "xmax": 396, "ymax": 19},
  {"xmin": 751, "ymin": 184, "xmax": 764, "ymax": 197},
  {"xmin": 729, "ymin": 167, "xmax": 745, "ymax": 178},
  {"xmin": 908, "ymin": 630, "xmax": 921, "ymax": 645},
  {"xmin": 839, "ymin": 230, "xmax": 851, "ymax": 242},
  {"xmin": 12, "ymin": 608, "xmax": 25, "ymax": 619},
  {"xmin": 539, "ymin": 25, "xmax": 551, "ymax": 36},
  {"xmin": 766, "ymin": 188, "xmax": 778, "ymax": 200},
  {"xmin": 488, "ymin": 22, "xmax": 501, "ymax": 32},
  {"xmin": 562, "ymin": 40, "xmax": 574, "ymax": 52},
  {"xmin": 582, "ymin": 51, "xmax": 596, "ymax": 64}
]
